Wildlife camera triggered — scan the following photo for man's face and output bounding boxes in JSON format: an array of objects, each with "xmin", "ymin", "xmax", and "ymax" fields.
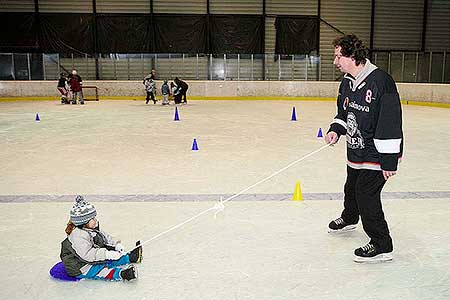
[{"xmin": 334, "ymin": 46, "xmax": 354, "ymax": 74}]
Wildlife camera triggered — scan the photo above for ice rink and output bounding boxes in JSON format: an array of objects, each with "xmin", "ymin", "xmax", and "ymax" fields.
[{"xmin": 1, "ymin": 100, "xmax": 449, "ymax": 300}]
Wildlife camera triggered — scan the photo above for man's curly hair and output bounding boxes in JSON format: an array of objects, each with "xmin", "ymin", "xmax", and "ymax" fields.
[{"xmin": 333, "ymin": 34, "xmax": 368, "ymax": 66}]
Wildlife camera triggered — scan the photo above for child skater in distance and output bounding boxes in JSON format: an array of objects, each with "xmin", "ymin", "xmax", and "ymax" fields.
[
  {"xmin": 60, "ymin": 195, "xmax": 143, "ymax": 281},
  {"xmin": 161, "ymin": 80, "xmax": 170, "ymax": 105},
  {"xmin": 57, "ymin": 73, "xmax": 70, "ymax": 104},
  {"xmin": 144, "ymin": 77, "xmax": 157, "ymax": 104}
]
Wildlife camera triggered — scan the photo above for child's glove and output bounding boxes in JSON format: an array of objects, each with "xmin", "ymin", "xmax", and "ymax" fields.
[
  {"xmin": 115, "ymin": 243, "xmax": 124, "ymax": 253},
  {"xmin": 106, "ymin": 250, "xmax": 122, "ymax": 260}
]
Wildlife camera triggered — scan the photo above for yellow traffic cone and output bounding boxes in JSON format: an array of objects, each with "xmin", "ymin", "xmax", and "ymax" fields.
[{"xmin": 292, "ymin": 181, "xmax": 303, "ymax": 201}]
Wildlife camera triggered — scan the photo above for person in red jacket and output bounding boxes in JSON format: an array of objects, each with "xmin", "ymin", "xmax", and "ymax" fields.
[{"xmin": 68, "ymin": 69, "xmax": 84, "ymax": 105}]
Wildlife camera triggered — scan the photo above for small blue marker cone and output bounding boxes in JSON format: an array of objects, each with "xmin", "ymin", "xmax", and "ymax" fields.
[
  {"xmin": 174, "ymin": 107, "xmax": 180, "ymax": 121},
  {"xmin": 35, "ymin": 113, "xmax": 40, "ymax": 122},
  {"xmin": 317, "ymin": 128, "xmax": 323, "ymax": 138},
  {"xmin": 192, "ymin": 138, "xmax": 199, "ymax": 151},
  {"xmin": 291, "ymin": 107, "xmax": 297, "ymax": 121}
]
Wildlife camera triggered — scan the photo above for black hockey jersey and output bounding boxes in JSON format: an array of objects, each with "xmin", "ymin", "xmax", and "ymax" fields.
[{"xmin": 327, "ymin": 60, "xmax": 403, "ymax": 171}]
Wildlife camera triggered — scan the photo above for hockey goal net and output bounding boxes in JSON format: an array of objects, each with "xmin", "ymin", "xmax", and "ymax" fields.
[{"xmin": 82, "ymin": 85, "xmax": 99, "ymax": 101}]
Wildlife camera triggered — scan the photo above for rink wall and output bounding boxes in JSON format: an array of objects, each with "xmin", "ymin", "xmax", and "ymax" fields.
[{"xmin": 0, "ymin": 80, "xmax": 449, "ymax": 106}]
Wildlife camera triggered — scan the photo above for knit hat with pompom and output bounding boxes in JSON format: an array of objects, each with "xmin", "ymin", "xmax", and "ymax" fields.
[{"xmin": 70, "ymin": 195, "xmax": 97, "ymax": 226}]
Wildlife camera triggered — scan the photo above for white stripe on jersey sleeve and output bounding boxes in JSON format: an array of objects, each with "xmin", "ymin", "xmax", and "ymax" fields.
[
  {"xmin": 374, "ymin": 138, "xmax": 402, "ymax": 153},
  {"xmin": 331, "ymin": 118, "xmax": 347, "ymax": 129}
]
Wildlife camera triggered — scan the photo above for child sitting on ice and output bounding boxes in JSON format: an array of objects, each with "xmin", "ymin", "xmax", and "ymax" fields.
[{"xmin": 60, "ymin": 195, "xmax": 142, "ymax": 281}]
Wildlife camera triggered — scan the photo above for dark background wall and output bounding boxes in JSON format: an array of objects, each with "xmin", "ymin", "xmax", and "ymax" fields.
[
  {"xmin": 1, "ymin": 0, "xmax": 449, "ymax": 81},
  {"xmin": 1, "ymin": 0, "xmax": 449, "ymax": 53}
]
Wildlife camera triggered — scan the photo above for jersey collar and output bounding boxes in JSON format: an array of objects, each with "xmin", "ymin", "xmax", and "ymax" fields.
[{"xmin": 344, "ymin": 59, "xmax": 378, "ymax": 92}]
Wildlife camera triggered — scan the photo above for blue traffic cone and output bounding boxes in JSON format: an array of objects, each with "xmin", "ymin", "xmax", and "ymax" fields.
[
  {"xmin": 291, "ymin": 107, "xmax": 297, "ymax": 121},
  {"xmin": 192, "ymin": 138, "xmax": 199, "ymax": 151},
  {"xmin": 174, "ymin": 107, "xmax": 180, "ymax": 121},
  {"xmin": 317, "ymin": 128, "xmax": 323, "ymax": 138},
  {"xmin": 35, "ymin": 113, "xmax": 40, "ymax": 122}
]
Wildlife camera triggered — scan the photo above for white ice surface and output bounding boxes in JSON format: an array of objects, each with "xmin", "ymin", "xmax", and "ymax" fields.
[{"xmin": 0, "ymin": 100, "xmax": 449, "ymax": 299}]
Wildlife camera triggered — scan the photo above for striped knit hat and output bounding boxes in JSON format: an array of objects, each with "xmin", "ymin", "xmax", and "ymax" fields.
[{"xmin": 70, "ymin": 195, "xmax": 97, "ymax": 226}]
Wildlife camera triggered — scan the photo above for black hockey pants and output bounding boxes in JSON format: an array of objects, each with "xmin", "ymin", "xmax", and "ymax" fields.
[{"xmin": 341, "ymin": 166, "xmax": 393, "ymax": 252}]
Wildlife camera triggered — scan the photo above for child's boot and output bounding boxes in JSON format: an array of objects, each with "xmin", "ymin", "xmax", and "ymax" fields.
[
  {"xmin": 128, "ymin": 240, "xmax": 143, "ymax": 263},
  {"xmin": 120, "ymin": 265, "xmax": 137, "ymax": 281}
]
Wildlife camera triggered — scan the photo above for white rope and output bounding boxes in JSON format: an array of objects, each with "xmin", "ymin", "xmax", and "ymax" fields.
[
  {"xmin": 213, "ymin": 196, "xmax": 225, "ymax": 219},
  {"xmin": 220, "ymin": 143, "xmax": 331, "ymax": 205},
  {"xmin": 126, "ymin": 143, "xmax": 331, "ymax": 253}
]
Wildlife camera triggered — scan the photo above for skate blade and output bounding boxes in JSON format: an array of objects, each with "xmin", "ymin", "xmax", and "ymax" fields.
[
  {"xmin": 133, "ymin": 265, "xmax": 138, "ymax": 280},
  {"xmin": 328, "ymin": 225, "xmax": 357, "ymax": 233},
  {"xmin": 353, "ymin": 253, "xmax": 393, "ymax": 263}
]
